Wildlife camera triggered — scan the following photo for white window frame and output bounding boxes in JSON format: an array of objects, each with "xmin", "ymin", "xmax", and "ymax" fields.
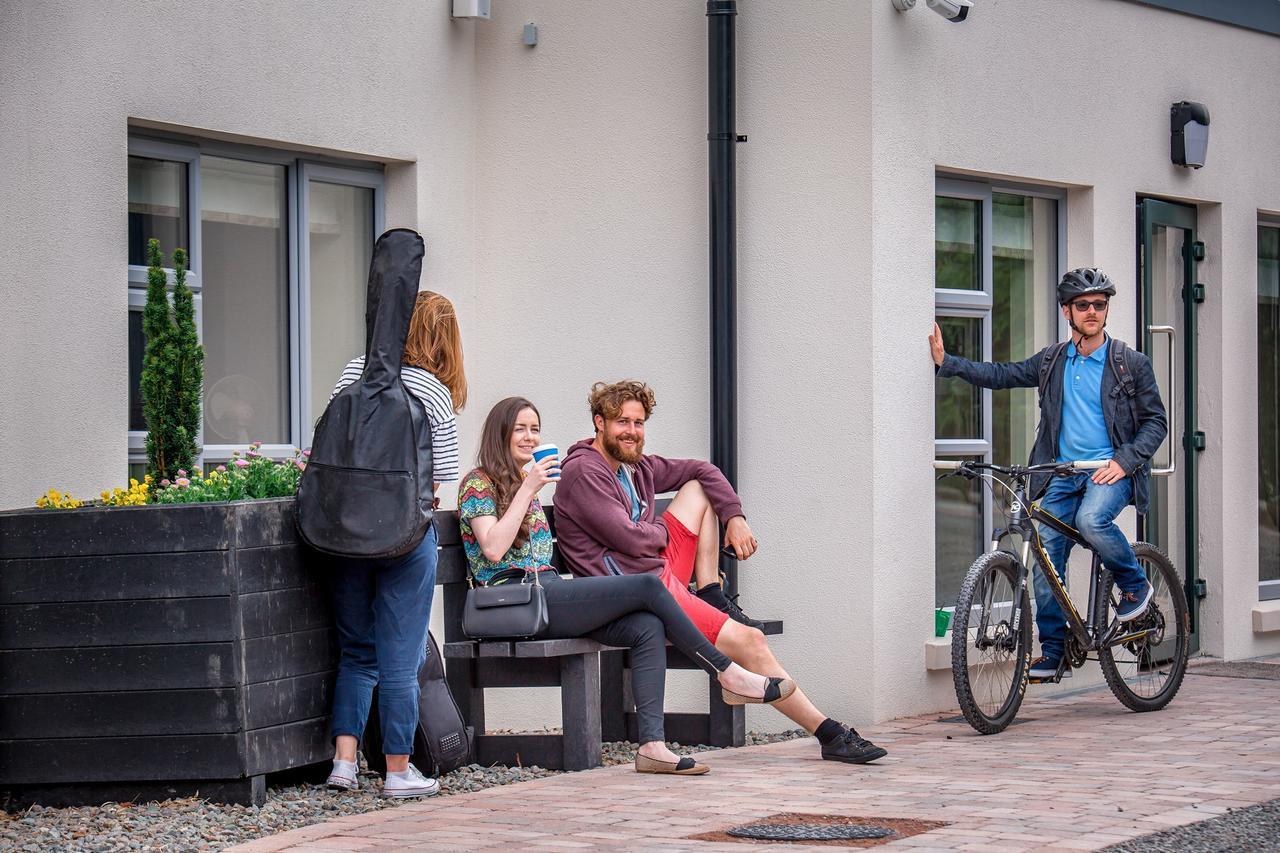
[
  {"xmin": 934, "ymin": 176, "xmax": 1066, "ymax": 596},
  {"xmin": 127, "ymin": 135, "xmax": 384, "ymax": 470}
]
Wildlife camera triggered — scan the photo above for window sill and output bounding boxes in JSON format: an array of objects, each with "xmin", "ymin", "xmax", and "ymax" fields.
[
  {"xmin": 925, "ymin": 635, "xmax": 951, "ymax": 670},
  {"xmin": 1252, "ymin": 601, "xmax": 1280, "ymax": 633}
]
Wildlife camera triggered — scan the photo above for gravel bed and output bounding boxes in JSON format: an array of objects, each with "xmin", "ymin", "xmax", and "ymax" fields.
[
  {"xmin": 1103, "ymin": 798, "xmax": 1280, "ymax": 853},
  {"xmin": 0, "ymin": 730, "xmax": 808, "ymax": 852}
]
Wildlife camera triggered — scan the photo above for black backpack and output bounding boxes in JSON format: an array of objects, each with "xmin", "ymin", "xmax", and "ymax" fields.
[
  {"xmin": 363, "ymin": 630, "xmax": 474, "ymax": 777},
  {"xmin": 296, "ymin": 229, "xmax": 435, "ymax": 559}
]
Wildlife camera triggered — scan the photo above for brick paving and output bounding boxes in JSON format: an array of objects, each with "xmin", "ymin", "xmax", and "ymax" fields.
[{"xmin": 234, "ymin": 660, "xmax": 1280, "ymax": 852}]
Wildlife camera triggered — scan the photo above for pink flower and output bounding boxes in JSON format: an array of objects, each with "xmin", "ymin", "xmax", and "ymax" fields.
[
  {"xmin": 160, "ymin": 478, "xmax": 171, "ymax": 487},
  {"xmin": 246, "ymin": 450, "xmax": 260, "ymax": 459},
  {"xmin": 177, "ymin": 469, "xmax": 187, "ymax": 478},
  {"xmin": 250, "ymin": 441, "xmax": 263, "ymax": 450},
  {"xmin": 216, "ymin": 465, "xmax": 227, "ymax": 473},
  {"xmin": 234, "ymin": 459, "xmax": 250, "ymax": 468},
  {"xmin": 302, "ymin": 449, "xmax": 312, "ymax": 458},
  {"xmin": 175, "ymin": 477, "xmax": 190, "ymax": 487}
]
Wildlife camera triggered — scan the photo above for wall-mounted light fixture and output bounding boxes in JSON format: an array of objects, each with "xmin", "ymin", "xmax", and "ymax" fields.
[
  {"xmin": 892, "ymin": 0, "xmax": 974, "ymax": 22},
  {"xmin": 1170, "ymin": 101, "xmax": 1210, "ymax": 169}
]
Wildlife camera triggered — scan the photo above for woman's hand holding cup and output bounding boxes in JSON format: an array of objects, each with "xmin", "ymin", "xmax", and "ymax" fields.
[{"xmin": 523, "ymin": 443, "xmax": 560, "ymax": 491}]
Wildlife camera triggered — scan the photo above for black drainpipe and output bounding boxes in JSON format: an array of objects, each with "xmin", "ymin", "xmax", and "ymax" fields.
[{"xmin": 707, "ymin": 0, "xmax": 739, "ymax": 592}]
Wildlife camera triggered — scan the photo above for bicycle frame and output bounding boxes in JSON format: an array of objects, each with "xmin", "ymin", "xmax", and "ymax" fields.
[{"xmin": 988, "ymin": 472, "xmax": 1155, "ymax": 657}]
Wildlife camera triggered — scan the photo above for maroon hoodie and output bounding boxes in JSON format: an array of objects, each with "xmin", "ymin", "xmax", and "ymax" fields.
[{"xmin": 552, "ymin": 437, "xmax": 745, "ymax": 577}]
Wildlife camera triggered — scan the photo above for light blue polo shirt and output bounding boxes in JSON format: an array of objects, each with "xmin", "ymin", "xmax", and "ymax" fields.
[{"xmin": 1057, "ymin": 337, "xmax": 1114, "ymax": 463}]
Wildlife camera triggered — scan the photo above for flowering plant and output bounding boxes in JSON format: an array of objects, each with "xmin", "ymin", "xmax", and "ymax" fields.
[
  {"xmin": 153, "ymin": 443, "xmax": 306, "ymax": 504},
  {"xmin": 35, "ymin": 489, "xmax": 83, "ymax": 509},
  {"xmin": 34, "ymin": 443, "xmax": 307, "ymax": 509}
]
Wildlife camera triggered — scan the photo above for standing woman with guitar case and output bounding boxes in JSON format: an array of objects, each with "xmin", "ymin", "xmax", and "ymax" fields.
[{"xmin": 296, "ymin": 229, "xmax": 467, "ymax": 799}]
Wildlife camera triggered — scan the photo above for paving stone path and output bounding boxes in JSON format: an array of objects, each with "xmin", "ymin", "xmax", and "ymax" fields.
[{"xmin": 233, "ymin": 658, "xmax": 1280, "ymax": 852}]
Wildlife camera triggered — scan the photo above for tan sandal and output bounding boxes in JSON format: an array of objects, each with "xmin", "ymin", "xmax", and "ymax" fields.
[
  {"xmin": 722, "ymin": 676, "xmax": 796, "ymax": 706},
  {"xmin": 634, "ymin": 753, "xmax": 710, "ymax": 775}
]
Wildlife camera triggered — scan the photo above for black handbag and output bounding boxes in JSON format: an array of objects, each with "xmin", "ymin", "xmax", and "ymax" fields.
[{"xmin": 462, "ymin": 569, "xmax": 551, "ymax": 639}]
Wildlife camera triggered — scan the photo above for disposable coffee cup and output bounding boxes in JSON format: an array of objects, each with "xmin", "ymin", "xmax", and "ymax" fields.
[{"xmin": 532, "ymin": 443, "xmax": 560, "ymax": 478}]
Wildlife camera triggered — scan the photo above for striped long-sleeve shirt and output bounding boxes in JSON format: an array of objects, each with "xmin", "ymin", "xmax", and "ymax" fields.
[{"xmin": 329, "ymin": 355, "xmax": 460, "ymax": 483}]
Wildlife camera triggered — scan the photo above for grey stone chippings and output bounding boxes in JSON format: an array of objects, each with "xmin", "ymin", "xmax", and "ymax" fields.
[
  {"xmin": 0, "ymin": 730, "xmax": 808, "ymax": 852},
  {"xmin": 1104, "ymin": 798, "xmax": 1280, "ymax": 853}
]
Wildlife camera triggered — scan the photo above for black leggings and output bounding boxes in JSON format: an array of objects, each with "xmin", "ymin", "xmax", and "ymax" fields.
[{"xmin": 534, "ymin": 572, "xmax": 732, "ymax": 744}]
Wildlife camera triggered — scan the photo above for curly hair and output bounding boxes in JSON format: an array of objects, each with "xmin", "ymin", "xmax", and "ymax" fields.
[{"xmin": 588, "ymin": 380, "xmax": 656, "ymax": 426}]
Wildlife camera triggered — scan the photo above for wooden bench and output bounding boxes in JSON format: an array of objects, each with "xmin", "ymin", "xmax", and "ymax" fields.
[{"xmin": 434, "ymin": 502, "xmax": 782, "ymax": 771}]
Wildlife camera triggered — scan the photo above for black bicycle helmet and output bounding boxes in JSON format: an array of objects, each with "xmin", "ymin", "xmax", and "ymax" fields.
[{"xmin": 1057, "ymin": 268, "xmax": 1116, "ymax": 305}]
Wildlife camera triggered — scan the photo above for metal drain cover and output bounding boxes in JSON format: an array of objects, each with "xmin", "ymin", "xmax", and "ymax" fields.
[{"xmin": 727, "ymin": 823, "xmax": 894, "ymax": 841}]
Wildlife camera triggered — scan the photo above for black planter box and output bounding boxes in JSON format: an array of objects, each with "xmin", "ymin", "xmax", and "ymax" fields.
[{"xmin": 0, "ymin": 497, "xmax": 335, "ymax": 806}]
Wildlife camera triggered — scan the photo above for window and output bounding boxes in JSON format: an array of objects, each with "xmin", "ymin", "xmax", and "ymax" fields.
[
  {"xmin": 1259, "ymin": 221, "xmax": 1280, "ymax": 599},
  {"xmin": 127, "ymin": 137, "xmax": 383, "ymax": 469},
  {"xmin": 934, "ymin": 179, "xmax": 1063, "ymax": 608}
]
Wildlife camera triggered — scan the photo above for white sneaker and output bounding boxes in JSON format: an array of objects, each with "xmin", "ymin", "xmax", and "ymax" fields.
[
  {"xmin": 383, "ymin": 763, "xmax": 440, "ymax": 799},
  {"xmin": 327, "ymin": 759, "xmax": 359, "ymax": 791}
]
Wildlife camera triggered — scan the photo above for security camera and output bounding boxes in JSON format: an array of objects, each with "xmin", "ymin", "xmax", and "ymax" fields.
[
  {"xmin": 926, "ymin": 0, "xmax": 972, "ymax": 21},
  {"xmin": 892, "ymin": 0, "xmax": 973, "ymax": 21}
]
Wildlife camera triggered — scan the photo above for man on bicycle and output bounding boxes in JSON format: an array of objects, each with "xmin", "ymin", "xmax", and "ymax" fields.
[{"xmin": 928, "ymin": 268, "xmax": 1169, "ymax": 680}]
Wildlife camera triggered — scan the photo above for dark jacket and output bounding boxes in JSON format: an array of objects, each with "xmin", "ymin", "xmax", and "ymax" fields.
[
  {"xmin": 552, "ymin": 438, "xmax": 745, "ymax": 577},
  {"xmin": 936, "ymin": 335, "xmax": 1168, "ymax": 514}
]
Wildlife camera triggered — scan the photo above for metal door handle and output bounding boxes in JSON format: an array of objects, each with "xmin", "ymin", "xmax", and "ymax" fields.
[{"xmin": 1148, "ymin": 324, "xmax": 1176, "ymax": 476}]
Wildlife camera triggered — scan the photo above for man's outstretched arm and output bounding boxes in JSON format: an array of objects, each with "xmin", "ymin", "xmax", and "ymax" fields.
[{"xmin": 930, "ymin": 321, "xmax": 1041, "ymax": 389}]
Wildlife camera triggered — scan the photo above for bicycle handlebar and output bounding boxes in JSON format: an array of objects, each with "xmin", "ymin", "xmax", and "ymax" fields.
[{"xmin": 933, "ymin": 459, "xmax": 1109, "ymax": 473}]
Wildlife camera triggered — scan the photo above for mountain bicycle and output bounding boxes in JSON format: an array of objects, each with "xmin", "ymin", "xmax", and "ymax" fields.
[{"xmin": 934, "ymin": 459, "xmax": 1190, "ymax": 734}]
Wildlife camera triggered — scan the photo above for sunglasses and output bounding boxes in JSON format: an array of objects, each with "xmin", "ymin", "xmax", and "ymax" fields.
[{"xmin": 1070, "ymin": 299, "xmax": 1110, "ymax": 312}]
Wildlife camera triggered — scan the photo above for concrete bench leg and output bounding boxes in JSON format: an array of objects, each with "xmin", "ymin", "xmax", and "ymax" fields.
[
  {"xmin": 708, "ymin": 673, "xmax": 745, "ymax": 747},
  {"xmin": 599, "ymin": 649, "xmax": 627, "ymax": 742},
  {"xmin": 559, "ymin": 654, "xmax": 602, "ymax": 771}
]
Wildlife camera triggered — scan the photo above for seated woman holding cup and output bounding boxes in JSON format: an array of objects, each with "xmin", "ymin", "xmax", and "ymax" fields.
[{"xmin": 460, "ymin": 396, "xmax": 794, "ymax": 776}]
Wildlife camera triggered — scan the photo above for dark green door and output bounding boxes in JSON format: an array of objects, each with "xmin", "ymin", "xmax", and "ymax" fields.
[{"xmin": 1138, "ymin": 198, "xmax": 1200, "ymax": 650}]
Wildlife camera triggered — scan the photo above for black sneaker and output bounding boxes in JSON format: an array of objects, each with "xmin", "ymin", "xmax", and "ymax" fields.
[
  {"xmin": 696, "ymin": 584, "xmax": 767, "ymax": 630},
  {"xmin": 820, "ymin": 726, "xmax": 887, "ymax": 765}
]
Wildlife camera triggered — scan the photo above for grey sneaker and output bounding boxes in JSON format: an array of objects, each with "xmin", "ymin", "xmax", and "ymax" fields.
[
  {"xmin": 383, "ymin": 763, "xmax": 440, "ymax": 799},
  {"xmin": 326, "ymin": 759, "xmax": 359, "ymax": 791}
]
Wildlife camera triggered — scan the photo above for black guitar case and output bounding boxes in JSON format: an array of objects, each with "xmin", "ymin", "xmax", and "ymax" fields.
[
  {"xmin": 296, "ymin": 228, "xmax": 435, "ymax": 558},
  {"xmin": 363, "ymin": 630, "xmax": 474, "ymax": 777}
]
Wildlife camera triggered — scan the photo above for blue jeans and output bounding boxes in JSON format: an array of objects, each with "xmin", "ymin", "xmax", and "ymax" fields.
[
  {"xmin": 1033, "ymin": 474, "xmax": 1147, "ymax": 661},
  {"xmin": 328, "ymin": 525, "xmax": 438, "ymax": 756}
]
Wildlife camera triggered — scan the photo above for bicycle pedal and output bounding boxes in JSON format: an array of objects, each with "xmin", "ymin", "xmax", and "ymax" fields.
[{"xmin": 1028, "ymin": 669, "xmax": 1072, "ymax": 685}]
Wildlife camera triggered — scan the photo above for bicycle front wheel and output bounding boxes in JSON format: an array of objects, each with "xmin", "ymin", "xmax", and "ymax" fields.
[
  {"xmin": 1098, "ymin": 542, "xmax": 1189, "ymax": 712},
  {"xmin": 951, "ymin": 550, "xmax": 1032, "ymax": 734}
]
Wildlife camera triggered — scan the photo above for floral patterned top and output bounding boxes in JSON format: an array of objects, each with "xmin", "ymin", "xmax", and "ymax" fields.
[{"xmin": 457, "ymin": 468, "xmax": 554, "ymax": 586}]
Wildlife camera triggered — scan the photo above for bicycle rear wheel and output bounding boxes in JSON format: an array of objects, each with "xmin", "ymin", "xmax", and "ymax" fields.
[
  {"xmin": 951, "ymin": 550, "xmax": 1032, "ymax": 734},
  {"xmin": 1098, "ymin": 542, "xmax": 1189, "ymax": 712}
]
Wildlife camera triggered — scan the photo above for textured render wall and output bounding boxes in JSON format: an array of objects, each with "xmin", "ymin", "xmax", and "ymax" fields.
[
  {"xmin": 471, "ymin": 0, "xmax": 874, "ymax": 732},
  {"xmin": 0, "ymin": 0, "xmax": 475, "ymax": 508},
  {"xmin": 871, "ymin": 0, "xmax": 1280, "ymax": 720}
]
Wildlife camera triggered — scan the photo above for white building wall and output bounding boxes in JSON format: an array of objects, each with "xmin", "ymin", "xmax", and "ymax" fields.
[{"xmin": 0, "ymin": 0, "xmax": 476, "ymax": 508}]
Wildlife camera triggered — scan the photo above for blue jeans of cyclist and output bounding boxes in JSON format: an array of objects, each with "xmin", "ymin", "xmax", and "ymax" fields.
[
  {"xmin": 329, "ymin": 524, "xmax": 438, "ymax": 755},
  {"xmin": 1034, "ymin": 474, "xmax": 1147, "ymax": 662}
]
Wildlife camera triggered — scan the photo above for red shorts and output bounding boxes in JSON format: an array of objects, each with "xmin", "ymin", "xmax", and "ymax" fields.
[{"xmin": 658, "ymin": 511, "xmax": 730, "ymax": 643}]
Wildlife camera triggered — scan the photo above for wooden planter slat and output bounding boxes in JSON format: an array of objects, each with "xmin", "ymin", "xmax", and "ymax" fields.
[
  {"xmin": 0, "ymin": 597, "xmax": 235, "ymax": 648},
  {"xmin": 0, "ymin": 689, "xmax": 242, "ymax": 738},
  {"xmin": 0, "ymin": 644, "xmax": 239, "ymax": 694},
  {"xmin": 0, "ymin": 498, "xmax": 336, "ymax": 806},
  {"xmin": 0, "ymin": 552, "xmax": 230, "ymax": 603}
]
